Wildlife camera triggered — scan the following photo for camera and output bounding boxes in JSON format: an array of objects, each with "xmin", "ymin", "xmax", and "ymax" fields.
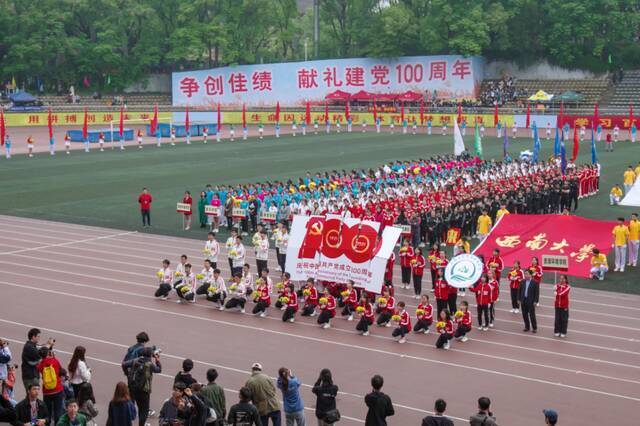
[
  {"xmin": 0, "ymin": 339, "xmax": 8, "ymax": 347},
  {"xmin": 152, "ymin": 345, "xmax": 162, "ymax": 356}
]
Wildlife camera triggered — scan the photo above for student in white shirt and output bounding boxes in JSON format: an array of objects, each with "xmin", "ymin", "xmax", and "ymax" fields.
[
  {"xmin": 154, "ymin": 259, "xmax": 173, "ymax": 300},
  {"xmin": 206, "ymin": 269, "xmax": 227, "ymax": 309},
  {"xmin": 272, "ymin": 223, "xmax": 284, "ymax": 270},
  {"xmin": 256, "ymin": 231, "xmax": 270, "ymax": 276},
  {"xmin": 195, "ymin": 259, "xmax": 215, "ymax": 295},
  {"xmin": 175, "ymin": 263, "xmax": 196, "ymax": 303},
  {"xmin": 241, "ymin": 263, "xmax": 255, "ymax": 296},
  {"xmin": 231, "ymin": 236, "xmax": 246, "ymax": 276},
  {"xmin": 277, "ymin": 227, "xmax": 289, "ymax": 274},
  {"xmin": 204, "ymin": 232, "xmax": 220, "ymax": 269},
  {"xmin": 68, "ymin": 346, "xmax": 92, "ymax": 397},
  {"xmin": 223, "ymin": 273, "xmax": 247, "ymax": 312},
  {"xmin": 226, "ymin": 229, "xmax": 238, "ymax": 271},
  {"xmin": 172, "ymin": 255, "xmax": 188, "ymax": 289}
]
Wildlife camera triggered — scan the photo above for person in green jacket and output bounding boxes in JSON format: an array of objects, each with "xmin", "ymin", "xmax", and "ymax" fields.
[
  {"xmin": 198, "ymin": 191, "xmax": 208, "ymax": 229},
  {"xmin": 200, "ymin": 368, "xmax": 226, "ymax": 425},
  {"xmin": 245, "ymin": 363, "xmax": 281, "ymax": 425},
  {"xmin": 57, "ymin": 399, "xmax": 87, "ymax": 426}
]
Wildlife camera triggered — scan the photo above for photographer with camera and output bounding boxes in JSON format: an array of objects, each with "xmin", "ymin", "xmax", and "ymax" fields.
[
  {"xmin": 122, "ymin": 332, "xmax": 150, "ymax": 375},
  {"xmin": 122, "ymin": 347, "xmax": 162, "ymax": 426},
  {"xmin": 21, "ymin": 329, "xmax": 54, "ymax": 394}
]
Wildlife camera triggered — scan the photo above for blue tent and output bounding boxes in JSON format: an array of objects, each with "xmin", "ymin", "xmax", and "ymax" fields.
[{"xmin": 9, "ymin": 91, "xmax": 38, "ymax": 104}]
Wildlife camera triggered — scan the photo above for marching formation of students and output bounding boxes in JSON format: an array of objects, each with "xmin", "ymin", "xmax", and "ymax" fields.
[{"xmin": 153, "ymin": 228, "xmax": 575, "ymax": 350}]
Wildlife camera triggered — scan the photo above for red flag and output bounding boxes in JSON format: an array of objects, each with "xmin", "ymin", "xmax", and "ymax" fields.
[
  {"xmin": 217, "ymin": 103, "xmax": 222, "ymax": 131},
  {"xmin": 400, "ymin": 102, "xmax": 405, "ymax": 122},
  {"xmin": 525, "ymin": 102, "xmax": 531, "ymax": 128},
  {"xmin": 242, "ymin": 103, "xmax": 246, "ymax": 128},
  {"xmin": 373, "ymin": 98, "xmax": 377, "ymax": 122},
  {"xmin": 185, "ymin": 104, "xmax": 190, "ymax": 134},
  {"xmin": 119, "ymin": 106, "xmax": 124, "ymax": 137},
  {"xmin": 324, "ymin": 101, "xmax": 329, "ymax": 124},
  {"xmin": 493, "ymin": 103, "xmax": 499, "ymax": 127},
  {"xmin": 629, "ymin": 103, "xmax": 634, "ymax": 132},
  {"xmin": 305, "ymin": 101, "xmax": 311, "ymax": 125},
  {"xmin": 82, "ymin": 107, "xmax": 88, "ymax": 140},
  {"xmin": 0, "ymin": 109, "xmax": 5, "ymax": 146},
  {"xmin": 572, "ymin": 125, "xmax": 579, "ymax": 161},
  {"xmin": 275, "ymin": 101, "xmax": 281, "ymax": 122},
  {"xmin": 150, "ymin": 104, "xmax": 158, "ymax": 135},
  {"xmin": 47, "ymin": 108, "xmax": 53, "ymax": 142},
  {"xmin": 419, "ymin": 99, "xmax": 425, "ymax": 124},
  {"xmin": 593, "ymin": 103, "xmax": 599, "ymax": 130},
  {"xmin": 457, "ymin": 103, "xmax": 462, "ymax": 124},
  {"xmin": 345, "ymin": 102, "xmax": 350, "ymax": 121},
  {"xmin": 558, "ymin": 102, "xmax": 564, "ymax": 129}
]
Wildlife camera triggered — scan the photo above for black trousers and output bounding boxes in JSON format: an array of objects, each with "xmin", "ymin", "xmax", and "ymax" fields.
[
  {"xmin": 301, "ymin": 304, "xmax": 316, "ymax": 316},
  {"xmin": 207, "ymin": 292, "xmax": 226, "ymax": 305},
  {"xmin": 413, "ymin": 274, "xmax": 423, "ymax": 295},
  {"xmin": 454, "ymin": 324, "xmax": 471, "ymax": 338},
  {"xmin": 131, "ymin": 389, "xmax": 150, "ymax": 426},
  {"xmin": 447, "ymin": 294, "xmax": 457, "ymax": 315},
  {"xmin": 414, "ymin": 319, "xmax": 432, "ymax": 333},
  {"xmin": 401, "ymin": 266, "xmax": 411, "ymax": 284},
  {"xmin": 282, "ymin": 306, "xmax": 296, "ymax": 321},
  {"xmin": 252, "ymin": 300, "xmax": 269, "ymax": 314},
  {"xmin": 436, "ymin": 299, "xmax": 448, "ymax": 317},
  {"xmin": 225, "ymin": 297, "xmax": 246, "ymax": 309},
  {"xmin": 377, "ymin": 311, "xmax": 392, "ymax": 326},
  {"xmin": 554, "ymin": 308, "xmax": 569, "ymax": 334},
  {"xmin": 278, "ymin": 253, "xmax": 287, "ymax": 273},
  {"xmin": 477, "ymin": 305, "xmax": 489, "ymax": 327},
  {"xmin": 342, "ymin": 304, "xmax": 354, "ymax": 316},
  {"xmin": 356, "ymin": 317, "xmax": 373, "ymax": 333},
  {"xmin": 196, "ymin": 283, "xmax": 210, "ymax": 295},
  {"xmin": 317, "ymin": 310, "xmax": 332, "ymax": 324},
  {"xmin": 256, "ymin": 259, "xmax": 267, "ymax": 277},
  {"xmin": 228, "ymin": 258, "xmax": 234, "ymax": 272},
  {"xmin": 510, "ymin": 288, "xmax": 520, "ymax": 310},
  {"xmin": 522, "ymin": 303, "xmax": 537, "ymax": 330},
  {"xmin": 489, "ymin": 303, "xmax": 495, "ymax": 323},
  {"xmin": 141, "ymin": 209, "xmax": 151, "ymax": 226},
  {"xmin": 155, "ymin": 283, "xmax": 171, "ymax": 298},
  {"xmin": 430, "ymin": 269, "xmax": 437, "ymax": 289},
  {"xmin": 435, "ymin": 333, "xmax": 452, "ymax": 348},
  {"xmin": 392, "ymin": 325, "xmax": 409, "ymax": 338}
]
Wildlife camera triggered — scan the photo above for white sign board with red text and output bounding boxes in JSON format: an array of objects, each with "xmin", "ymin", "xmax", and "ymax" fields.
[{"xmin": 285, "ymin": 215, "xmax": 401, "ymax": 293}]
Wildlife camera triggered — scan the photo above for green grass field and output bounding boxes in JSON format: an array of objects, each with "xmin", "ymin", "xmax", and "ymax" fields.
[{"xmin": 2, "ymin": 131, "xmax": 639, "ymax": 293}]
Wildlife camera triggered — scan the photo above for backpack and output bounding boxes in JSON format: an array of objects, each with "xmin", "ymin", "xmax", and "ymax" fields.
[
  {"xmin": 121, "ymin": 344, "xmax": 142, "ymax": 375},
  {"xmin": 127, "ymin": 359, "xmax": 149, "ymax": 392},
  {"xmin": 42, "ymin": 364, "xmax": 58, "ymax": 390}
]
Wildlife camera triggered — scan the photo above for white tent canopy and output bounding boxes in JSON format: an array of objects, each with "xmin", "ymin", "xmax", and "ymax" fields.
[{"xmin": 621, "ymin": 179, "xmax": 640, "ymax": 207}]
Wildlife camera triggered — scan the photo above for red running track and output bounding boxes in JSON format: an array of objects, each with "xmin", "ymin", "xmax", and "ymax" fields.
[{"xmin": 0, "ymin": 215, "xmax": 639, "ymax": 425}]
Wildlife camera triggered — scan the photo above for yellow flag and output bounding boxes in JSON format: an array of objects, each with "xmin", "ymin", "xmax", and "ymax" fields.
[{"xmin": 11, "ymin": 76, "xmax": 16, "ymax": 89}]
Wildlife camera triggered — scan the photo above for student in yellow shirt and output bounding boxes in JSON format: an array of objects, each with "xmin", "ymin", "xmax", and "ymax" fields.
[
  {"xmin": 590, "ymin": 248, "xmax": 608, "ymax": 280},
  {"xmin": 609, "ymin": 184, "xmax": 623, "ymax": 205},
  {"xmin": 496, "ymin": 204, "xmax": 510, "ymax": 221},
  {"xmin": 623, "ymin": 166, "xmax": 636, "ymax": 194},
  {"xmin": 477, "ymin": 209, "xmax": 492, "ymax": 241},
  {"xmin": 612, "ymin": 217, "xmax": 630, "ymax": 272},
  {"xmin": 628, "ymin": 213, "xmax": 640, "ymax": 267}
]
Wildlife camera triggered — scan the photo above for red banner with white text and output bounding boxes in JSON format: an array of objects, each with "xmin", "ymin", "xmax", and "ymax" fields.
[
  {"xmin": 559, "ymin": 115, "xmax": 638, "ymax": 130},
  {"xmin": 474, "ymin": 215, "xmax": 617, "ymax": 278}
]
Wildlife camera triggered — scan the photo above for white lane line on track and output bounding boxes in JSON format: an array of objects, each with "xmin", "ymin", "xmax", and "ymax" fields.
[
  {"xmin": 0, "ymin": 231, "xmax": 138, "ymax": 255},
  {"xmin": 1, "ymin": 280, "xmax": 640, "ymax": 403}
]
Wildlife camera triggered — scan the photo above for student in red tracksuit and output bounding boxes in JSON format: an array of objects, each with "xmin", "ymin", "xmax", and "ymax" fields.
[
  {"xmin": 528, "ymin": 257, "xmax": 543, "ymax": 305},
  {"xmin": 411, "ymin": 248, "xmax": 426, "ymax": 298},
  {"xmin": 508, "ymin": 261, "xmax": 524, "ymax": 313},
  {"xmin": 282, "ymin": 284, "xmax": 299, "ymax": 323},
  {"xmin": 428, "ymin": 244, "xmax": 440, "ymax": 290},
  {"xmin": 433, "ymin": 269, "xmax": 450, "ymax": 317},
  {"xmin": 435, "ymin": 310, "xmax": 454, "ymax": 350},
  {"xmin": 376, "ymin": 287, "xmax": 396, "ymax": 327},
  {"xmin": 414, "ymin": 294, "xmax": 433, "ymax": 334},
  {"xmin": 488, "ymin": 271, "xmax": 499, "ymax": 328},
  {"xmin": 355, "ymin": 293, "xmax": 375, "ymax": 336},
  {"xmin": 341, "ymin": 280, "xmax": 358, "ymax": 321},
  {"xmin": 454, "ymin": 301, "xmax": 472, "ymax": 342},
  {"xmin": 301, "ymin": 278, "xmax": 319, "ymax": 317},
  {"xmin": 317, "ymin": 288, "xmax": 337, "ymax": 329},
  {"xmin": 252, "ymin": 279, "xmax": 271, "ymax": 317},
  {"xmin": 391, "ymin": 302, "xmax": 412, "ymax": 344},
  {"xmin": 486, "ymin": 249, "xmax": 504, "ymax": 280},
  {"xmin": 399, "ymin": 239, "xmax": 415, "ymax": 290},
  {"xmin": 384, "ymin": 252, "xmax": 395, "ymax": 288},
  {"xmin": 554, "ymin": 275, "xmax": 571, "ymax": 337},
  {"xmin": 470, "ymin": 275, "xmax": 492, "ymax": 330}
]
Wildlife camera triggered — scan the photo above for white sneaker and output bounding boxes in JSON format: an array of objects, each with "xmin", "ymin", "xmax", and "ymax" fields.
[
  {"xmin": 259, "ymin": 312, "xmax": 267, "ymax": 318},
  {"xmin": 554, "ymin": 333, "xmax": 560, "ymax": 337},
  {"xmin": 536, "ymin": 303, "xmax": 540, "ymax": 306},
  {"xmin": 560, "ymin": 334, "xmax": 566, "ymax": 338},
  {"xmin": 190, "ymin": 299, "xmax": 196, "ymax": 304},
  {"xmin": 424, "ymin": 329, "xmax": 430, "ymax": 334},
  {"xmin": 240, "ymin": 308, "xmax": 245, "ymax": 313},
  {"xmin": 385, "ymin": 322, "xmax": 391, "ymax": 328},
  {"xmin": 347, "ymin": 315, "xmax": 353, "ymax": 321},
  {"xmin": 288, "ymin": 318, "xmax": 294, "ymax": 323},
  {"xmin": 161, "ymin": 296, "xmax": 168, "ymax": 301},
  {"xmin": 515, "ymin": 309, "xmax": 520, "ymax": 313},
  {"xmin": 219, "ymin": 306, "xmax": 225, "ymax": 311},
  {"xmin": 444, "ymin": 342, "xmax": 450, "ymax": 350},
  {"xmin": 176, "ymin": 299, "xmax": 182, "ymax": 304},
  {"xmin": 614, "ymin": 267, "xmax": 619, "ymax": 272},
  {"xmin": 322, "ymin": 323, "xmax": 330, "ymax": 329},
  {"xmin": 483, "ymin": 326, "xmax": 489, "ymax": 331},
  {"xmin": 509, "ymin": 309, "xmax": 514, "ymax": 313},
  {"xmin": 398, "ymin": 337, "xmax": 406, "ymax": 344},
  {"xmin": 489, "ymin": 322, "xmax": 494, "ymax": 328},
  {"xmin": 310, "ymin": 311, "xmax": 317, "ymax": 317},
  {"xmin": 363, "ymin": 331, "xmax": 369, "ymax": 336},
  {"xmin": 620, "ymin": 268, "xmax": 625, "ymax": 273},
  {"xmin": 280, "ymin": 306, "xmax": 286, "ymax": 311},
  {"xmin": 461, "ymin": 336, "xmax": 468, "ymax": 342}
]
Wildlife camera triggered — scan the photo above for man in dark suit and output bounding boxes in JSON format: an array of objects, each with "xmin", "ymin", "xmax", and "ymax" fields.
[{"xmin": 519, "ymin": 270, "xmax": 539, "ymax": 333}]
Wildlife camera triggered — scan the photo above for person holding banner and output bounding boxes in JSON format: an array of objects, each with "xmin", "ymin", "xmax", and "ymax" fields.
[
  {"xmin": 414, "ymin": 295, "xmax": 433, "ymax": 334},
  {"xmin": 154, "ymin": 259, "xmax": 173, "ymax": 300},
  {"xmin": 435, "ymin": 311, "xmax": 454, "ymax": 350},
  {"xmin": 553, "ymin": 275, "xmax": 571, "ymax": 338},
  {"xmin": 487, "ymin": 249, "xmax": 504, "ymax": 280},
  {"xmin": 300, "ymin": 278, "xmax": 318, "ymax": 317},
  {"xmin": 411, "ymin": 249, "xmax": 426, "ymax": 299},
  {"xmin": 508, "ymin": 261, "xmax": 524, "ymax": 313},
  {"xmin": 181, "ymin": 191, "xmax": 193, "ymax": 231},
  {"xmin": 470, "ymin": 275, "xmax": 492, "ymax": 331},
  {"xmin": 398, "ymin": 240, "xmax": 414, "ymax": 290},
  {"xmin": 252, "ymin": 277, "xmax": 271, "ymax": 317},
  {"xmin": 175, "ymin": 263, "xmax": 196, "ymax": 303},
  {"xmin": 317, "ymin": 289, "xmax": 336, "ymax": 329},
  {"xmin": 391, "ymin": 302, "xmax": 411, "ymax": 344},
  {"xmin": 487, "ymin": 271, "xmax": 499, "ymax": 328},
  {"xmin": 453, "ymin": 301, "xmax": 472, "ymax": 342},
  {"xmin": 205, "ymin": 269, "xmax": 227, "ymax": 309},
  {"xmin": 355, "ymin": 293, "xmax": 375, "ymax": 336},
  {"xmin": 281, "ymin": 283, "xmax": 299, "ymax": 323},
  {"xmin": 340, "ymin": 280, "xmax": 358, "ymax": 321}
]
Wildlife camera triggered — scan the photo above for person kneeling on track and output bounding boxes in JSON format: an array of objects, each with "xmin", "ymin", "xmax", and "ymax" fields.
[
  {"xmin": 414, "ymin": 294, "xmax": 433, "ymax": 334},
  {"xmin": 154, "ymin": 259, "xmax": 173, "ymax": 300},
  {"xmin": 435, "ymin": 310, "xmax": 454, "ymax": 350},
  {"xmin": 300, "ymin": 279, "xmax": 319, "ymax": 317},
  {"xmin": 206, "ymin": 269, "xmax": 227, "ymax": 310},
  {"xmin": 175, "ymin": 264, "xmax": 196, "ymax": 303},
  {"xmin": 281, "ymin": 284, "xmax": 299, "ymax": 323},
  {"xmin": 453, "ymin": 301, "xmax": 472, "ymax": 342},
  {"xmin": 355, "ymin": 293, "xmax": 375, "ymax": 336},
  {"xmin": 376, "ymin": 287, "xmax": 395, "ymax": 327},
  {"xmin": 224, "ymin": 273, "xmax": 247, "ymax": 313},
  {"xmin": 252, "ymin": 278, "xmax": 271, "ymax": 317},
  {"xmin": 317, "ymin": 288, "xmax": 336, "ymax": 329}
]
